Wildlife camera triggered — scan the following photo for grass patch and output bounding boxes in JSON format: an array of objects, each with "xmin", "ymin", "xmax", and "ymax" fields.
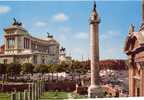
[
  {"xmin": 0, "ymin": 91, "xmax": 88, "ymax": 100},
  {"xmin": 40, "ymin": 92, "xmax": 69, "ymax": 100},
  {"xmin": 0, "ymin": 92, "xmax": 11, "ymax": 100},
  {"xmin": 70, "ymin": 92, "xmax": 87, "ymax": 99},
  {"xmin": 0, "ymin": 92, "xmax": 24, "ymax": 100},
  {"xmin": 74, "ymin": 94, "xmax": 87, "ymax": 99}
]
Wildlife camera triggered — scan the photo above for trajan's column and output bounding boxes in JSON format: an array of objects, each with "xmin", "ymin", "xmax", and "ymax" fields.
[{"xmin": 88, "ymin": 1, "xmax": 101, "ymax": 98}]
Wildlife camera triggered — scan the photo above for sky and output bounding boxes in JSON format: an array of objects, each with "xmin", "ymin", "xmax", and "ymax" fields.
[{"xmin": 0, "ymin": 0, "xmax": 142, "ymax": 60}]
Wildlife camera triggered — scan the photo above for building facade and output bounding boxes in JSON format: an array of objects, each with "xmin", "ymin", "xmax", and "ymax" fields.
[
  {"xmin": 124, "ymin": 0, "xmax": 144, "ymax": 96},
  {"xmin": 0, "ymin": 19, "xmax": 60, "ymax": 64}
]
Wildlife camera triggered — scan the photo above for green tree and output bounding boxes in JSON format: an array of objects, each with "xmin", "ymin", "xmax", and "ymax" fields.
[
  {"xmin": 69, "ymin": 60, "xmax": 87, "ymax": 82},
  {"xmin": 0, "ymin": 63, "xmax": 7, "ymax": 75},
  {"xmin": 34, "ymin": 64, "xmax": 48, "ymax": 74},
  {"xmin": 53, "ymin": 64, "xmax": 59, "ymax": 81},
  {"xmin": 22, "ymin": 63, "xmax": 34, "ymax": 74},
  {"xmin": 7, "ymin": 63, "xmax": 22, "ymax": 80},
  {"xmin": 0, "ymin": 63, "xmax": 7, "ymax": 83},
  {"xmin": 73, "ymin": 61, "xmax": 82, "ymax": 81},
  {"xmin": 47, "ymin": 64, "xmax": 52, "ymax": 81},
  {"xmin": 59, "ymin": 61, "xmax": 69, "ymax": 73},
  {"xmin": 53, "ymin": 64, "xmax": 64, "ymax": 81},
  {"xmin": 67, "ymin": 60, "xmax": 78, "ymax": 81},
  {"xmin": 48, "ymin": 64, "xmax": 56, "ymax": 81}
]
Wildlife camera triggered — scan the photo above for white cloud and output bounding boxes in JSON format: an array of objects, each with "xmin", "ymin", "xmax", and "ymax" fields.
[
  {"xmin": 34, "ymin": 21, "xmax": 48, "ymax": 27},
  {"xmin": 0, "ymin": 5, "xmax": 11, "ymax": 14},
  {"xmin": 53, "ymin": 13, "xmax": 69, "ymax": 22},
  {"xmin": 75, "ymin": 32, "xmax": 88, "ymax": 39}
]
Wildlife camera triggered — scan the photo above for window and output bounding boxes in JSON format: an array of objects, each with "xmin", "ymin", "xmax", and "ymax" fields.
[
  {"xmin": 24, "ymin": 38, "xmax": 30, "ymax": 49},
  {"xmin": 7, "ymin": 38, "xmax": 15, "ymax": 49},
  {"xmin": 48, "ymin": 45, "xmax": 56, "ymax": 56}
]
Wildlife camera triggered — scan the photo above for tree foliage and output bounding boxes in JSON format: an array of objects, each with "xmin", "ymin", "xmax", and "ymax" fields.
[
  {"xmin": 0, "ymin": 63, "xmax": 7, "ymax": 75},
  {"xmin": 22, "ymin": 63, "xmax": 34, "ymax": 74},
  {"xmin": 7, "ymin": 63, "xmax": 22, "ymax": 75},
  {"xmin": 34, "ymin": 64, "xmax": 48, "ymax": 74}
]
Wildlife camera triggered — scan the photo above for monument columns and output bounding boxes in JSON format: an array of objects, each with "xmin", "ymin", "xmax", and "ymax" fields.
[
  {"xmin": 90, "ymin": 23, "xmax": 99, "ymax": 86},
  {"xmin": 88, "ymin": 1, "xmax": 101, "ymax": 98}
]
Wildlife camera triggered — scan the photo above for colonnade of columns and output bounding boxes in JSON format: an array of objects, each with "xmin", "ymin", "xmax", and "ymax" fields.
[{"xmin": 11, "ymin": 81, "xmax": 45, "ymax": 100}]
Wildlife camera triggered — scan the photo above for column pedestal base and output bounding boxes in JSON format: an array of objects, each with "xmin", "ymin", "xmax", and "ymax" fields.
[{"xmin": 88, "ymin": 85, "xmax": 103, "ymax": 98}]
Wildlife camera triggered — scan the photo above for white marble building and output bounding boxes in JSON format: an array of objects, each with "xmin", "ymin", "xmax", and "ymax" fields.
[{"xmin": 0, "ymin": 19, "xmax": 60, "ymax": 64}]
